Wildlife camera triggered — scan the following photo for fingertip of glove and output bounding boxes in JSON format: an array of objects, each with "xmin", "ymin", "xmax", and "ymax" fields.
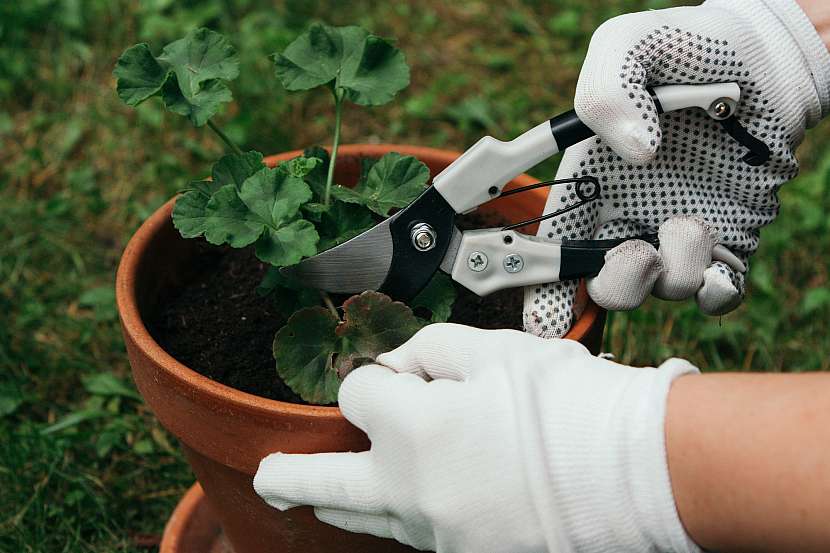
[
  {"xmin": 696, "ymin": 264, "xmax": 743, "ymax": 316},
  {"xmin": 254, "ymin": 453, "xmax": 300, "ymax": 511}
]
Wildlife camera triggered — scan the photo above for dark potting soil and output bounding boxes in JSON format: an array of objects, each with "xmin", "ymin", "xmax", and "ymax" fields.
[{"xmin": 149, "ymin": 213, "xmax": 523, "ymax": 403}]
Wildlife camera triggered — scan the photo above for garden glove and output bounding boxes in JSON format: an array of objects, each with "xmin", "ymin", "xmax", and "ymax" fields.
[
  {"xmin": 254, "ymin": 323, "xmax": 702, "ymax": 553},
  {"xmin": 524, "ymin": 0, "xmax": 830, "ymax": 338}
]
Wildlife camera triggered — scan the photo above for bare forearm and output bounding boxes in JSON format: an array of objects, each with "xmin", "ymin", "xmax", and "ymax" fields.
[
  {"xmin": 798, "ymin": 0, "xmax": 830, "ymax": 50},
  {"xmin": 666, "ymin": 373, "xmax": 830, "ymax": 552}
]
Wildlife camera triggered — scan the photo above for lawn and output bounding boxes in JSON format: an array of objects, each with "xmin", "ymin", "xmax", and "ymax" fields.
[{"xmin": 1, "ymin": 1, "xmax": 828, "ymax": 551}]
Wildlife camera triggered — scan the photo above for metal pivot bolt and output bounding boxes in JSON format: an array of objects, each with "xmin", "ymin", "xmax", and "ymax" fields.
[
  {"xmin": 410, "ymin": 223, "xmax": 437, "ymax": 252},
  {"xmin": 503, "ymin": 254, "xmax": 524, "ymax": 273},
  {"xmin": 710, "ymin": 98, "xmax": 733, "ymax": 120},
  {"xmin": 467, "ymin": 251, "xmax": 488, "ymax": 272}
]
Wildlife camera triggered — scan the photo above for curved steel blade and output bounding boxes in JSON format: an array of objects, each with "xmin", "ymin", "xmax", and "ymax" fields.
[{"xmin": 280, "ymin": 217, "xmax": 395, "ymax": 294}]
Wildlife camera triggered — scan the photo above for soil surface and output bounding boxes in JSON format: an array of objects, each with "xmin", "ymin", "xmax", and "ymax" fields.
[{"xmin": 149, "ymin": 213, "xmax": 522, "ymax": 403}]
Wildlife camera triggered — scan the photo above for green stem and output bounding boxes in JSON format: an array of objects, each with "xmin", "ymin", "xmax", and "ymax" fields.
[
  {"xmin": 319, "ymin": 290, "xmax": 340, "ymax": 320},
  {"xmin": 324, "ymin": 92, "xmax": 344, "ymax": 206},
  {"xmin": 207, "ymin": 120, "xmax": 243, "ymax": 156}
]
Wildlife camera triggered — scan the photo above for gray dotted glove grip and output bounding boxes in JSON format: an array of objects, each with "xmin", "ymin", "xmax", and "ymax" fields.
[{"xmin": 524, "ymin": 0, "xmax": 830, "ymax": 339}]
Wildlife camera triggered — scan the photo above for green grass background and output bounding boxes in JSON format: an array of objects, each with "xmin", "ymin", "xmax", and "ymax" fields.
[{"xmin": 1, "ymin": 1, "xmax": 828, "ymax": 550}]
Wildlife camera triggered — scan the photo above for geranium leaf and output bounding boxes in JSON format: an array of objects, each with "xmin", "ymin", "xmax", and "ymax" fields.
[
  {"xmin": 331, "ymin": 152, "xmax": 428, "ymax": 216},
  {"xmin": 172, "ymin": 190, "xmax": 212, "ymax": 239},
  {"xmin": 161, "ymin": 77, "xmax": 232, "ymax": 127},
  {"xmin": 411, "ymin": 273, "xmax": 457, "ymax": 323},
  {"xmin": 338, "ymin": 34, "xmax": 410, "ymax": 106},
  {"xmin": 257, "ymin": 267, "xmax": 320, "ymax": 313},
  {"xmin": 334, "ymin": 291, "xmax": 424, "ymax": 378},
  {"xmin": 273, "ymin": 23, "xmax": 409, "ymax": 107},
  {"xmin": 318, "ymin": 200, "xmax": 374, "ymax": 251},
  {"xmin": 115, "ymin": 29, "xmax": 239, "ymax": 127},
  {"xmin": 113, "ymin": 43, "xmax": 170, "ymax": 106},
  {"xmin": 212, "ymin": 151, "xmax": 265, "ymax": 190},
  {"xmin": 273, "ymin": 307, "xmax": 341, "ymax": 405},
  {"xmin": 157, "ymin": 27, "xmax": 240, "ymax": 98},
  {"xmin": 173, "ymin": 152, "xmax": 265, "ymax": 241},
  {"xmin": 187, "ymin": 179, "xmax": 223, "ymax": 197},
  {"xmin": 202, "ymin": 185, "xmax": 264, "ymax": 247},
  {"xmin": 239, "ymin": 167, "xmax": 312, "ymax": 228},
  {"xmin": 358, "ymin": 156, "xmax": 377, "ymax": 184},
  {"xmin": 302, "ymin": 146, "xmax": 330, "ymax": 201},
  {"xmin": 301, "ymin": 202, "xmax": 329, "ymax": 222},
  {"xmin": 279, "ymin": 155, "xmax": 322, "ymax": 179},
  {"xmin": 255, "ymin": 219, "xmax": 319, "ymax": 267}
]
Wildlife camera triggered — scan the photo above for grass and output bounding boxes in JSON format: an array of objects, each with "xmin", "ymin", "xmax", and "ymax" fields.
[{"xmin": 1, "ymin": 0, "xmax": 828, "ymax": 550}]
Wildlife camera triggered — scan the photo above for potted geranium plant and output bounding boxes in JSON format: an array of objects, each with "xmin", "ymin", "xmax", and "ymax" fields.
[{"xmin": 114, "ymin": 23, "xmax": 605, "ymax": 553}]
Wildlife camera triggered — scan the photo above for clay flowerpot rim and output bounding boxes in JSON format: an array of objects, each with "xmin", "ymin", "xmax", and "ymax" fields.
[{"xmin": 116, "ymin": 144, "xmax": 601, "ymax": 422}]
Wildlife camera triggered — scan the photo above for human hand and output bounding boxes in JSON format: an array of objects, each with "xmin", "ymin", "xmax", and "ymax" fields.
[
  {"xmin": 524, "ymin": 0, "xmax": 830, "ymax": 338},
  {"xmin": 254, "ymin": 324, "xmax": 701, "ymax": 553}
]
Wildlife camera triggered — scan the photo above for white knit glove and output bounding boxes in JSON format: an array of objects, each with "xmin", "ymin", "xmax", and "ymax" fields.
[
  {"xmin": 524, "ymin": 0, "xmax": 830, "ymax": 338},
  {"xmin": 254, "ymin": 324, "xmax": 701, "ymax": 553}
]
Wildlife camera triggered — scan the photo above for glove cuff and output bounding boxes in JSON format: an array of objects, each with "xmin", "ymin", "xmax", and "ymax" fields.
[
  {"xmin": 762, "ymin": 0, "xmax": 830, "ymax": 123},
  {"xmin": 706, "ymin": 0, "xmax": 830, "ymax": 126},
  {"xmin": 546, "ymin": 357, "xmax": 702, "ymax": 553}
]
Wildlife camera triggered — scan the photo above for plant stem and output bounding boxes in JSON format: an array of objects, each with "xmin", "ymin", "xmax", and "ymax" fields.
[
  {"xmin": 207, "ymin": 120, "xmax": 243, "ymax": 156},
  {"xmin": 319, "ymin": 290, "xmax": 340, "ymax": 320},
  {"xmin": 324, "ymin": 92, "xmax": 344, "ymax": 206}
]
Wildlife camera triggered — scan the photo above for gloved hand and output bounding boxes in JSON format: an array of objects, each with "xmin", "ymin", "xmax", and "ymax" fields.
[
  {"xmin": 524, "ymin": 0, "xmax": 830, "ymax": 338},
  {"xmin": 254, "ymin": 324, "xmax": 702, "ymax": 553}
]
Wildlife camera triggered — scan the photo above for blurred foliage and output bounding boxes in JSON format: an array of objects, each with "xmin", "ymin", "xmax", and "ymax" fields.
[{"xmin": 0, "ymin": 0, "xmax": 827, "ymax": 550}]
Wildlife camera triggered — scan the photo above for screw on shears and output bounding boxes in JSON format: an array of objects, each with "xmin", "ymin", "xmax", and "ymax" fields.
[{"xmin": 499, "ymin": 176, "xmax": 601, "ymax": 232}]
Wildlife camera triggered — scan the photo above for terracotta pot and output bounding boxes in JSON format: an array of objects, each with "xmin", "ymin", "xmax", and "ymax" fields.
[{"xmin": 117, "ymin": 144, "xmax": 606, "ymax": 553}]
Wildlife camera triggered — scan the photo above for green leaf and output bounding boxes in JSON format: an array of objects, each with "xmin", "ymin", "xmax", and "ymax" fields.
[
  {"xmin": 78, "ymin": 286, "xmax": 117, "ymax": 321},
  {"xmin": 239, "ymin": 167, "xmax": 312, "ymax": 228},
  {"xmin": 255, "ymin": 219, "xmax": 319, "ymax": 266},
  {"xmin": 279, "ymin": 155, "xmax": 322, "ymax": 179},
  {"xmin": 161, "ymin": 76, "xmax": 232, "ymax": 127},
  {"xmin": 187, "ymin": 180, "xmax": 223, "ymax": 197},
  {"xmin": 157, "ymin": 28, "xmax": 239, "ymax": 98},
  {"xmin": 41, "ymin": 408, "xmax": 106, "ymax": 435},
  {"xmin": 113, "ymin": 43, "xmax": 168, "ymax": 106},
  {"xmin": 96, "ymin": 425, "xmax": 125, "ymax": 458},
  {"xmin": 332, "ymin": 152, "xmax": 428, "ymax": 216},
  {"xmin": 174, "ymin": 151, "xmax": 266, "ymax": 239},
  {"xmin": 273, "ymin": 292, "xmax": 424, "ymax": 404},
  {"xmin": 302, "ymin": 146, "xmax": 330, "ymax": 200},
  {"xmin": 801, "ymin": 288, "xmax": 830, "ymax": 315},
  {"xmin": 358, "ymin": 156, "xmax": 377, "ymax": 183},
  {"xmin": 301, "ymin": 202, "xmax": 329, "ymax": 222},
  {"xmin": 114, "ymin": 29, "xmax": 239, "ymax": 126},
  {"xmin": 274, "ymin": 307, "xmax": 342, "ymax": 405},
  {"xmin": 411, "ymin": 273, "xmax": 457, "ymax": 323},
  {"xmin": 203, "ymin": 185, "xmax": 264, "ymax": 247},
  {"xmin": 133, "ymin": 439, "xmax": 155, "ymax": 455},
  {"xmin": 273, "ymin": 23, "xmax": 410, "ymax": 106},
  {"xmin": 82, "ymin": 373, "xmax": 141, "ymax": 401},
  {"xmin": 181, "ymin": 164, "xmax": 320, "ymax": 265},
  {"xmin": 257, "ymin": 267, "xmax": 320, "ymax": 314},
  {"xmin": 318, "ymin": 200, "xmax": 374, "ymax": 251},
  {"xmin": 172, "ymin": 190, "xmax": 211, "ymax": 238},
  {"xmin": 212, "ymin": 151, "xmax": 265, "ymax": 190},
  {"xmin": 335, "ymin": 291, "xmax": 425, "ymax": 378},
  {"xmin": 0, "ymin": 384, "xmax": 23, "ymax": 417}
]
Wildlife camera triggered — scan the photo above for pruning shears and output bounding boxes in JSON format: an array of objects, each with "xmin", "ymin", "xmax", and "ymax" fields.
[{"xmin": 283, "ymin": 83, "xmax": 765, "ymax": 301}]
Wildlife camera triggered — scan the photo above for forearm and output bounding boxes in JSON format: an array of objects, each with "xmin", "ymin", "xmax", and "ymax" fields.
[
  {"xmin": 666, "ymin": 372, "xmax": 830, "ymax": 552},
  {"xmin": 797, "ymin": 0, "xmax": 830, "ymax": 50}
]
